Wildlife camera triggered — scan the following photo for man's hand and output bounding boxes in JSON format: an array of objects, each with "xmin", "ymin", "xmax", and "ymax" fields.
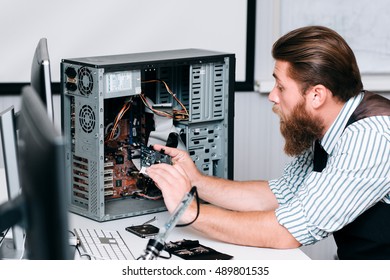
[
  {"xmin": 146, "ymin": 162, "xmax": 193, "ymax": 218},
  {"xmin": 152, "ymin": 144, "xmax": 203, "ymax": 186}
]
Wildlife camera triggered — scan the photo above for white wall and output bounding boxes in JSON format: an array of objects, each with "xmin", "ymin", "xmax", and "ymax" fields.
[{"xmin": 0, "ymin": 0, "xmax": 248, "ymax": 84}]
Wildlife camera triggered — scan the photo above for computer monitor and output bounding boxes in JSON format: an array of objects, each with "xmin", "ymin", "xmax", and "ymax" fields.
[
  {"xmin": 0, "ymin": 106, "xmax": 25, "ymax": 259},
  {"xmin": 16, "ymin": 85, "xmax": 71, "ymax": 259},
  {"xmin": 0, "ymin": 86, "xmax": 70, "ymax": 259},
  {"xmin": 31, "ymin": 38, "xmax": 54, "ymax": 122}
]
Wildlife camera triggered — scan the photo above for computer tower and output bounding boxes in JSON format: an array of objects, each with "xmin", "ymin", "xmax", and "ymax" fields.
[{"xmin": 61, "ymin": 49, "xmax": 235, "ymax": 221}]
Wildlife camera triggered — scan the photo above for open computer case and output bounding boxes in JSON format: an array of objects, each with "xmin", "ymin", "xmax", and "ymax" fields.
[{"xmin": 61, "ymin": 49, "xmax": 235, "ymax": 221}]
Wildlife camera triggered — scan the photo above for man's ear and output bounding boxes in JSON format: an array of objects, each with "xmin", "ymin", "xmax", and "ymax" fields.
[{"xmin": 309, "ymin": 84, "xmax": 328, "ymax": 109}]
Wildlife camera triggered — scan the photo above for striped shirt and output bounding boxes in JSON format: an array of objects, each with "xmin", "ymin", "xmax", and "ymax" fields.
[{"xmin": 269, "ymin": 92, "xmax": 390, "ymax": 245}]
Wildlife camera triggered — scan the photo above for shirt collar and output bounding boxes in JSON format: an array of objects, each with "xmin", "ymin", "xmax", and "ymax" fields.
[{"xmin": 319, "ymin": 92, "xmax": 364, "ymax": 154}]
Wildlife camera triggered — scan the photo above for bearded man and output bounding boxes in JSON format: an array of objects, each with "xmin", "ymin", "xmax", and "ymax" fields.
[{"xmin": 147, "ymin": 26, "xmax": 390, "ymax": 260}]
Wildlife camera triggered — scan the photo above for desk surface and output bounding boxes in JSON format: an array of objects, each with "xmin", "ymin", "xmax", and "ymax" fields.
[
  {"xmin": 0, "ymin": 168, "xmax": 309, "ymax": 260},
  {"xmin": 70, "ymin": 211, "xmax": 309, "ymax": 260}
]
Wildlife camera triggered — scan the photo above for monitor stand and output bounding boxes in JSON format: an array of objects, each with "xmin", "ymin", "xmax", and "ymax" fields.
[{"xmin": 0, "ymin": 228, "xmax": 25, "ymax": 259}]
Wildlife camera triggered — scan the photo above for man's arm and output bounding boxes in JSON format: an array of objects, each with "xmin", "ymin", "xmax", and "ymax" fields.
[
  {"xmin": 185, "ymin": 203, "xmax": 301, "ymax": 249},
  {"xmin": 151, "ymin": 144, "xmax": 279, "ymax": 212},
  {"xmin": 193, "ymin": 175, "xmax": 279, "ymax": 212},
  {"xmin": 146, "ymin": 159, "xmax": 299, "ymax": 249}
]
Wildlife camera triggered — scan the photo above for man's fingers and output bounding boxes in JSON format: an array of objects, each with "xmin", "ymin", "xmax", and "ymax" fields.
[{"xmin": 153, "ymin": 144, "xmax": 184, "ymax": 158}]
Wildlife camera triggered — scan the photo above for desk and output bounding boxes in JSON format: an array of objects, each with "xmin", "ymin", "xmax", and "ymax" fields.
[
  {"xmin": 70, "ymin": 211, "xmax": 309, "ymax": 260},
  {"xmin": 1, "ymin": 168, "xmax": 309, "ymax": 260}
]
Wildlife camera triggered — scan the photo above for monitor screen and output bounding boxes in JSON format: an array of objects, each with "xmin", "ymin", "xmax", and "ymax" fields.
[
  {"xmin": 17, "ymin": 86, "xmax": 70, "ymax": 259},
  {"xmin": 0, "ymin": 106, "xmax": 24, "ymax": 259},
  {"xmin": 31, "ymin": 38, "xmax": 54, "ymax": 122}
]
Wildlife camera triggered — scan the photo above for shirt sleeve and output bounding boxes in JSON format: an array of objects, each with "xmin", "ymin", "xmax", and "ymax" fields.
[
  {"xmin": 269, "ymin": 149, "xmax": 322, "ymax": 245},
  {"xmin": 270, "ymin": 117, "xmax": 390, "ymax": 246},
  {"xmin": 269, "ymin": 149, "xmax": 313, "ymax": 205}
]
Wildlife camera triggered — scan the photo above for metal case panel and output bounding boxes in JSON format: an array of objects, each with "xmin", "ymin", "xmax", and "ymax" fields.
[{"xmin": 61, "ymin": 49, "xmax": 234, "ymax": 221}]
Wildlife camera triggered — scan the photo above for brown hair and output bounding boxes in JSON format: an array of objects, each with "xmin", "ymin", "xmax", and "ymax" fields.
[{"xmin": 272, "ymin": 26, "xmax": 363, "ymax": 102}]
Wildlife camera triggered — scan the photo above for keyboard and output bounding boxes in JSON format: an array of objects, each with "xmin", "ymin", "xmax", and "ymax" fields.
[{"xmin": 74, "ymin": 228, "xmax": 135, "ymax": 260}]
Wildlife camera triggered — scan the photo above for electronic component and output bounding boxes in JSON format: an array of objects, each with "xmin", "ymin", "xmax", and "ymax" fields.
[
  {"xmin": 141, "ymin": 145, "xmax": 172, "ymax": 168},
  {"xmin": 138, "ymin": 145, "xmax": 172, "ymax": 180},
  {"xmin": 125, "ymin": 224, "xmax": 160, "ymax": 238},
  {"xmin": 164, "ymin": 239, "xmax": 233, "ymax": 260}
]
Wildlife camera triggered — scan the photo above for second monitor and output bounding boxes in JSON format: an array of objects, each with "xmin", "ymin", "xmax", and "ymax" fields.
[{"xmin": 31, "ymin": 38, "xmax": 54, "ymax": 122}]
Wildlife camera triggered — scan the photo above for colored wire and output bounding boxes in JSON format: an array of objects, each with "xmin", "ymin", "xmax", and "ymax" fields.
[
  {"xmin": 141, "ymin": 79, "xmax": 189, "ymax": 120},
  {"xmin": 105, "ymin": 98, "xmax": 133, "ymax": 142}
]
